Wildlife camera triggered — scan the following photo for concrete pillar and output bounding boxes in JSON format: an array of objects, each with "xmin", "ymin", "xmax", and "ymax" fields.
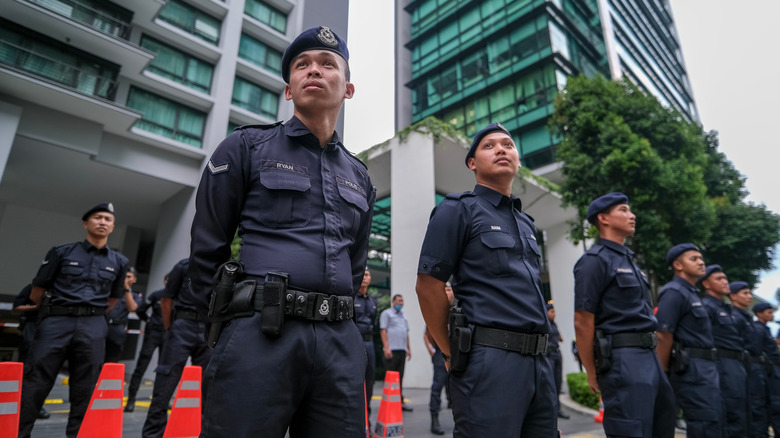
[
  {"xmin": 146, "ymin": 188, "xmax": 195, "ymax": 291},
  {"xmin": 0, "ymin": 101, "xmax": 22, "ymax": 183}
]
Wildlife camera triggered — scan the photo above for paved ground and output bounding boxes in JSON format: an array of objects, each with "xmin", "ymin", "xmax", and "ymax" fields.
[{"xmin": 25, "ymin": 375, "xmax": 684, "ymax": 437}]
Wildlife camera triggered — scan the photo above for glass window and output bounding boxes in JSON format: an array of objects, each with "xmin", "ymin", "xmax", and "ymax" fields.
[
  {"xmin": 239, "ymin": 33, "xmax": 283, "ymax": 75},
  {"xmin": 244, "ymin": 0, "xmax": 287, "ymax": 34},
  {"xmin": 158, "ymin": 0, "xmax": 221, "ymax": 45},
  {"xmin": 232, "ymin": 77, "xmax": 279, "ymax": 120},
  {"xmin": 127, "ymin": 87, "xmax": 205, "ymax": 147},
  {"xmin": 30, "ymin": 0, "xmax": 133, "ymax": 39},
  {"xmin": 140, "ymin": 35, "xmax": 213, "ymax": 93}
]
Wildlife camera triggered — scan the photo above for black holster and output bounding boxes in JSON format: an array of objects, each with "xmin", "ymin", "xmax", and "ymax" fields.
[
  {"xmin": 37, "ymin": 291, "xmax": 53, "ymax": 322},
  {"xmin": 260, "ymin": 272, "xmax": 288, "ymax": 337},
  {"xmin": 670, "ymin": 341, "xmax": 689, "ymax": 374},
  {"xmin": 207, "ymin": 260, "xmax": 243, "ymax": 348},
  {"xmin": 594, "ymin": 330, "xmax": 612, "ymax": 373},
  {"xmin": 448, "ymin": 307, "xmax": 471, "ymax": 373}
]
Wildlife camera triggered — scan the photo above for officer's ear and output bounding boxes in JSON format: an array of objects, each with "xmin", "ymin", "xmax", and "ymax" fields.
[
  {"xmin": 344, "ymin": 82, "xmax": 354, "ymax": 100},
  {"xmin": 284, "ymin": 84, "xmax": 293, "ymax": 101},
  {"xmin": 467, "ymin": 157, "xmax": 477, "ymax": 171}
]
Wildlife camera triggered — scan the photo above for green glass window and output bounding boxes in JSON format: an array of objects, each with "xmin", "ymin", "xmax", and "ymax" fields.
[
  {"xmin": 244, "ymin": 0, "xmax": 287, "ymax": 34},
  {"xmin": 232, "ymin": 77, "xmax": 279, "ymax": 120},
  {"xmin": 30, "ymin": 0, "xmax": 133, "ymax": 39},
  {"xmin": 140, "ymin": 35, "xmax": 213, "ymax": 93},
  {"xmin": 238, "ymin": 33, "xmax": 283, "ymax": 75},
  {"xmin": 158, "ymin": 0, "xmax": 220, "ymax": 45},
  {"xmin": 127, "ymin": 87, "xmax": 205, "ymax": 147}
]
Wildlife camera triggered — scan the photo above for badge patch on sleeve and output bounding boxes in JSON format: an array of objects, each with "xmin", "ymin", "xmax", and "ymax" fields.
[{"xmin": 208, "ymin": 160, "xmax": 229, "ymax": 175}]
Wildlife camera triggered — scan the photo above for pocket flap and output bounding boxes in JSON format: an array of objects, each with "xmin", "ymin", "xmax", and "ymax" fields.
[
  {"xmin": 479, "ymin": 232, "xmax": 514, "ymax": 249},
  {"xmin": 337, "ymin": 183, "xmax": 368, "ymax": 212},
  {"xmin": 260, "ymin": 171, "xmax": 311, "ymax": 192}
]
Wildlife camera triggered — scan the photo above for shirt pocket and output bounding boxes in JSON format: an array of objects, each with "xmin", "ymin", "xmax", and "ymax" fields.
[
  {"xmin": 258, "ymin": 170, "xmax": 312, "ymax": 228},
  {"xmin": 336, "ymin": 177, "xmax": 368, "ymax": 241},
  {"xmin": 60, "ymin": 261, "xmax": 85, "ymax": 287},
  {"xmin": 97, "ymin": 268, "xmax": 117, "ymax": 294},
  {"xmin": 615, "ymin": 273, "xmax": 640, "ymax": 288},
  {"xmin": 479, "ymin": 231, "xmax": 515, "ymax": 276}
]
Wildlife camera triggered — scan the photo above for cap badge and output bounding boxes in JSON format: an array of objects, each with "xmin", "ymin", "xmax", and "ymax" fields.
[
  {"xmin": 316, "ymin": 27, "xmax": 339, "ymax": 48},
  {"xmin": 107, "ymin": 203, "xmax": 114, "ymax": 213}
]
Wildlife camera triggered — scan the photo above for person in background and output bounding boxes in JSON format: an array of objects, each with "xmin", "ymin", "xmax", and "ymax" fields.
[
  {"xmin": 12, "ymin": 284, "xmax": 50, "ymax": 420},
  {"xmin": 754, "ymin": 302, "xmax": 780, "ymax": 435},
  {"xmin": 423, "ymin": 283, "xmax": 454, "ymax": 435},
  {"xmin": 354, "ymin": 269, "xmax": 377, "ymax": 418},
  {"xmin": 105, "ymin": 267, "xmax": 141, "ymax": 362},
  {"xmin": 546, "ymin": 301, "xmax": 569, "ymax": 420},
  {"xmin": 380, "ymin": 294, "xmax": 413, "ymax": 412}
]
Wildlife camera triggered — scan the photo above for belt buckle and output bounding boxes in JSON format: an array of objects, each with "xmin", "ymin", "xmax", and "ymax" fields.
[
  {"xmin": 536, "ymin": 334, "xmax": 548, "ymax": 355},
  {"xmin": 710, "ymin": 348, "xmax": 718, "ymax": 361},
  {"xmin": 314, "ymin": 294, "xmax": 331, "ymax": 321}
]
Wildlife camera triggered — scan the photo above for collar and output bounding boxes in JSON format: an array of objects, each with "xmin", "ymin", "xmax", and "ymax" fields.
[
  {"xmin": 81, "ymin": 240, "xmax": 108, "ymax": 254},
  {"xmin": 473, "ymin": 184, "xmax": 522, "ymax": 210},
  {"xmin": 284, "ymin": 116, "xmax": 342, "ymax": 151},
  {"xmin": 702, "ymin": 294, "xmax": 728, "ymax": 307},
  {"xmin": 671, "ymin": 275, "xmax": 697, "ymax": 291},
  {"xmin": 596, "ymin": 238, "xmax": 634, "ymax": 257}
]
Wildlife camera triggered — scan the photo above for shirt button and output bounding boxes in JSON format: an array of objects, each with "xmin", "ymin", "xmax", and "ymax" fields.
[{"xmin": 434, "ymin": 267, "xmax": 440, "ymax": 272}]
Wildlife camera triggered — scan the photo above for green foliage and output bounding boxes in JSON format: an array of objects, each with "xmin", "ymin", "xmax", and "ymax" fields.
[
  {"xmin": 230, "ymin": 231, "xmax": 241, "ymax": 260},
  {"xmin": 397, "ymin": 116, "xmax": 468, "ymax": 145},
  {"xmin": 566, "ymin": 372, "xmax": 600, "ymax": 410}
]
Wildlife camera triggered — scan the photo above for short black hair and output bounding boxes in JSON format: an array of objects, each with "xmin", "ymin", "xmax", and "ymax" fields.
[{"xmin": 392, "ymin": 294, "xmax": 403, "ymax": 302}]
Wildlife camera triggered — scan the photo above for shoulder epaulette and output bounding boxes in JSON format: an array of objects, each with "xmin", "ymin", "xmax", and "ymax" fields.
[
  {"xmin": 234, "ymin": 121, "xmax": 283, "ymax": 131},
  {"xmin": 338, "ymin": 144, "xmax": 368, "ymax": 170},
  {"xmin": 524, "ymin": 212, "xmax": 535, "ymax": 223},
  {"xmin": 585, "ymin": 245, "xmax": 604, "ymax": 256},
  {"xmin": 445, "ymin": 192, "xmax": 474, "ymax": 200}
]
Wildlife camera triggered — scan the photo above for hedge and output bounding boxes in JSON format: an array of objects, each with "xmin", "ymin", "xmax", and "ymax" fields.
[{"xmin": 566, "ymin": 372, "xmax": 600, "ymax": 410}]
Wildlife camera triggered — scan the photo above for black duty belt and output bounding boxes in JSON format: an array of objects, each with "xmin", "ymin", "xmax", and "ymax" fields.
[
  {"xmin": 46, "ymin": 305, "xmax": 105, "ymax": 317},
  {"xmin": 688, "ymin": 347, "xmax": 718, "ymax": 361},
  {"xmin": 472, "ymin": 326, "xmax": 548, "ymax": 356},
  {"xmin": 361, "ymin": 332, "xmax": 373, "ymax": 342},
  {"xmin": 769, "ymin": 357, "xmax": 780, "ymax": 366},
  {"xmin": 611, "ymin": 332, "xmax": 657, "ymax": 349},
  {"xmin": 108, "ymin": 318, "xmax": 128, "ymax": 325},
  {"xmin": 749, "ymin": 355, "xmax": 767, "ymax": 364},
  {"xmin": 252, "ymin": 285, "xmax": 354, "ymax": 322},
  {"xmin": 174, "ymin": 308, "xmax": 203, "ymax": 322},
  {"xmin": 718, "ymin": 348, "xmax": 745, "ymax": 361}
]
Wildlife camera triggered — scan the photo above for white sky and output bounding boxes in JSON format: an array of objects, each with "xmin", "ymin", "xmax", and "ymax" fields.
[{"xmin": 343, "ymin": 1, "xmax": 780, "ymax": 303}]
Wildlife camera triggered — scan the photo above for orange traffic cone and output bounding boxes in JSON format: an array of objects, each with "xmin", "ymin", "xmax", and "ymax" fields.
[
  {"xmin": 163, "ymin": 365, "xmax": 202, "ymax": 438},
  {"xmin": 78, "ymin": 362, "xmax": 124, "ymax": 438},
  {"xmin": 593, "ymin": 396, "xmax": 604, "ymax": 424},
  {"xmin": 373, "ymin": 371, "xmax": 404, "ymax": 438},
  {"xmin": 0, "ymin": 362, "xmax": 23, "ymax": 438}
]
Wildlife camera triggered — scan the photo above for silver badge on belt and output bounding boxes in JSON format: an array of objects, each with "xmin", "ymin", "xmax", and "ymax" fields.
[{"xmin": 319, "ymin": 300, "xmax": 330, "ymax": 316}]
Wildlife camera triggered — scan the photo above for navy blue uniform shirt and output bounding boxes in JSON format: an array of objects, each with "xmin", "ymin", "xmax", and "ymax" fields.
[
  {"xmin": 573, "ymin": 238, "xmax": 656, "ymax": 334},
  {"xmin": 106, "ymin": 289, "xmax": 142, "ymax": 323},
  {"xmin": 137, "ymin": 289, "xmax": 164, "ymax": 329},
  {"xmin": 656, "ymin": 276, "xmax": 715, "ymax": 348},
  {"xmin": 733, "ymin": 307, "xmax": 762, "ymax": 356},
  {"xmin": 189, "ymin": 117, "xmax": 375, "ymax": 315},
  {"xmin": 32, "ymin": 240, "xmax": 128, "ymax": 307},
  {"xmin": 417, "ymin": 184, "xmax": 549, "ymax": 333},
  {"xmin": 547, "ymin": 320, "xmax": 561, "ymax": 352},
  {"xmin": 164, "ymin": 258, "xmax": 204, "ymax": 316},
  {"xmin": 354, "ymin": 292, "xmax": 377, "ymax": 335},
  {"xmin": 701, "ymin": 295, "xmax": 743, "ymax": 351},
  {"xmin": 757, "ymin": 321, "xmax": 780, "ymax": 358}
]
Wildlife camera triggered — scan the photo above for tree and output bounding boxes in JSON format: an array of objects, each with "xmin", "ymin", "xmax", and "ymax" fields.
[{"xmin": 549, "ymin": 75, "xmax": 714, "ymax": 291}]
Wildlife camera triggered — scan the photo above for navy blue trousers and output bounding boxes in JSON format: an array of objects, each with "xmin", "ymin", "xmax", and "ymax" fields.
[
  {"xmin": 716, "ymin": 357, "xmax": 748, "ymax": 438},
  {"xmin": 19, "ymin": 315, "xmax": 107, "ymax": 438},
  {"xmin": 127, "ymin": 323, "xmax": 166, "ymax": 398},
  {"xmin": 202, "ymin": 315, "xmax": 367, "ymax": 438},
  {"xmin": 141, "ymin": 318, "xmax": 211, "ymax": 438},
  {"xmin": 669, "ymin": 357, "xmax": 723, "ymax": 438},
  {"xmin": 450, "ymin": 344, "xmax": 557, "ymax": 437},
  {"xmin": 768, "ymin": 365, "xmax": 780, "ymax": 436},
  {"xmin": 597, "ymin": 347, "xmax": 676, "ymax": 438},
  {"xmin": 363, "ymin": 340, "xmax": 375, "ymax": 413},
  {"xmin": 747, "ymin": 362, "xmax": 768, "ymax": 438},
  {"xmin": 549, "ymin": 349, "xmax": 562, "ymax": 414},
  {"xmin": 105, "ymin": 322, "xmax": 127, "ymax": 362},
  {"xmin": 429, "ymin": 347, "xmax": 450, "ymax": 413}
]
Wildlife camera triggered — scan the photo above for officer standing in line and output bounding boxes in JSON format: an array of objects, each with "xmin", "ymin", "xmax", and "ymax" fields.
[
  {"xmin": 19, "ymin": 202, "xmax": 129, "ymax": 438},
  {"xmin": 423, "ymin": 283, "xmax": 454, "ymax": 435},
  {"xmin": 700, "ymin": 265, "xmax": 748, "ymax": 437},
  {"xmin": 573, "ymin": 193, "xmax": 675, "ymax": 438},
  {"xmin": 12, "ymin": 284, "xmax": 50, "ymax": 420},
  {"xmin": 354, "ymin": 269, "xmax": 377, "ymax": 416},
  {"xmin": 142, "ymin": 258, "xmax": 212, "ymax": 438},
  {"xmin": 105, "ymin": 267, "xmax": 141, "ymax": 362},
  {"xmin": 730, "ymin": 281, "xmax": 767, "ymax": 437},
  {"xmin": 125, "ymin": 275, "xmax": 168, "ymax": 412},
  {"xmin": 189, "ymin": 26, "xmax": 375, "ymax": 437},
  {"xmin": 546, "ymin": 301, "xmax": 569, "ymax": 420},
  {"xmin": 656, "ymin": 243, "xmax": 722, "ymax": 438},
  {"xmin": 754, "ymin": 302, "xmax": 780, "ymax": 435},
  {"xmin": 416, "ymin": 122, "xmax": 557, "ymax": 437}
]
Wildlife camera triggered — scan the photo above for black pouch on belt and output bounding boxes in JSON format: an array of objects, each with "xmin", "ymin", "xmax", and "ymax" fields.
[
  {"xmin": 449, "ymin": 306, "xmax": 471, "ymax": 373},
  {"xmin": 261, "ymin": 272, "xmax": 288, "ymax": 337}
]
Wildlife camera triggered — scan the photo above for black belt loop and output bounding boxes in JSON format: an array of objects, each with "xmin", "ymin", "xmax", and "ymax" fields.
[
  {"xmin": 611, "ymin": 332, "xmax": 657, "ymax": 349},
  {"xmin": 687, "ymin": 347, "xmax": 718, "ymax": 361},
  {"xmin": 174, "ymin": 308, "xmax": 202, "ymax": 322},
  {"xmin": 472, "ymin": 326, "xmax": 548, "ymax": 355}
]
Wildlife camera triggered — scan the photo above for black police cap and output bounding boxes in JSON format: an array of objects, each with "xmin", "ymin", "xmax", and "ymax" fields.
[
  {"xmin": 729, "ymin": 281, "xmax": 749, "ymax": 295},
  {"xmin": 81, "ymin": 202, "xmax": 115, "ymax": 221},
  {"xmin": 465, "ymin": 122, "xmax": 512, "ymax": 167},
  {"xmin": 665, "ymin": 243, "xmax": 699, "ymax": 266},
  {"xmin": 281, "ymin": 26, "xmax": 349, "ymax": 83},
  {"xmin": 753, "ymin": 302, "xmax": 775, "ymax": 314},
  {"xmin": 586, "ymin": 192, "xmax": 629, "ymax": 224},
  {"xmin": 699, "ymin": 264, "xmax": 722, "ymax": 283}
]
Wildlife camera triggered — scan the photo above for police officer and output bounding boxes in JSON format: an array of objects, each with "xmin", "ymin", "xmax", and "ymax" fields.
[
  {"xmin": 573, "ymin": 193, "xmax": 675, "ymax": 438},
  {"xmin": 656, "ymin": 243, "xmax": 722, "ymax": 438},
  {"xmin": 700, "ymin": 265, "xmax": 747, "ymax": 437},
  {"xmin": 142, "ymin": 258, "xmax": 212, "ymax": 438},
  {"xmin": 12, "ymin": 284, "xmax": 50, "ymax": 420},
  {"xmin": 416, "ymin": 122, "xmax": 556, "ymax": 437},
  {"xmin": 125, "ymin": 276, "xmax": 167, "ymax": 412},
  {"xmin": 754, "ymin": 302, "xmax": 780, "ymax": 435},
  {"xmin": 105, "ymin": 266, "xmax": 141, "ymax": 362},
  {"xmin": 546, "ymin": 301, "xmax": 569, "ymax": 420},
  {"xmin": 354, "ymin": 269, "xmax": 377, "ymax": 416},
  {"xmin": 730, "ymin": 281, "xmax": 767, "ymax": 437},
  {"xmin": 19, "ymin": 202, "xmax": 129, "ymax": 438},
  {"xmin": 423, "ymin": 283, "xmax": 454, "ymax": 435},
  {"xmin": 189, "ymin": 26, "xmax": 375, "ymax": 437}
]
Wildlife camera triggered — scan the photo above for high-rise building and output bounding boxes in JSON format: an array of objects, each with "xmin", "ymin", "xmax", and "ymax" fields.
[
  {"xmin": 396, "ymin": 0, "xmax": 697, "ymax": 176},
  {"xmin": 0, "ymin": 0, "xmax": 348, "ymax": 303}
]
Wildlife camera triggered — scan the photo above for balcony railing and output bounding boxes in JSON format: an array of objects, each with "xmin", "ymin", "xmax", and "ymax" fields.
[
  {"xmin": 0, "ymin": 39, "xmax": 118, "ymax": 100},
  {"xmin": 27, "ymin": 0, "xmax": 132, "ymax": 40}
]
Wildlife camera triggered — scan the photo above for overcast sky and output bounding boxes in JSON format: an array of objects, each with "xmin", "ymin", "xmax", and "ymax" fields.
[{"xmin": 343, "ymin": 1, "xmax": 780, "ymax": 303}]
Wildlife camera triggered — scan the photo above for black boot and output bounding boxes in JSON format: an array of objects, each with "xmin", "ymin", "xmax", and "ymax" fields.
[
  {"xmin": 38, "ymin": 407, "xmax": 50, "ymax": 419},
  {"xmin": 431, "ymin": 412, "xmax": 444, "ymax": 435},
  {"xmin": 124, "ymin": 394, "xmax": 135, "ymax": 412}
]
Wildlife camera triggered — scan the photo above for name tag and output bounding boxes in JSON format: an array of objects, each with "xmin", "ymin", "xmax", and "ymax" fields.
[{"xmin": 616, "ymin": 268, "xmax": 633, "ymax": 273}]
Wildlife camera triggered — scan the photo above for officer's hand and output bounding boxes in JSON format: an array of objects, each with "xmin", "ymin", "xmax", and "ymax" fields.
[
  {"xmin": 384, "ymin": 347, "xmax": 392, "ymax": 359},
  {"xmin": 406, "ymin": 351, "xmax": 411, "ymax": 360},
  {"xmin": 586, "ymin": 373, "xmax": 600, "ymax": 394}
]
